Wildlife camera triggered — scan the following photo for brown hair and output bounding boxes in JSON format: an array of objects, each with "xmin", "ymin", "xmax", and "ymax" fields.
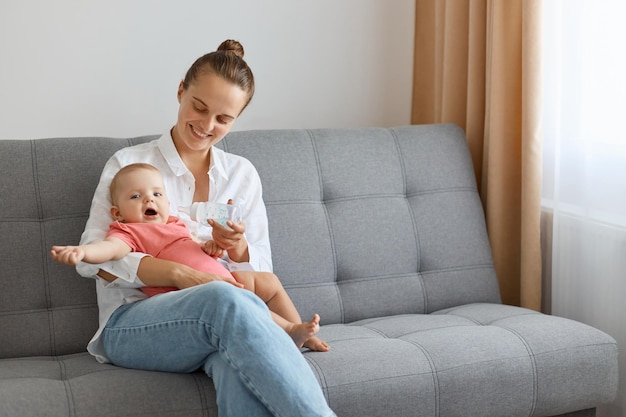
[
  {"xmin": 109, "ymin": 163, "xmax": 161, "ymax": 204},
  {"xmin": 182, "ymin": 40, "xmax": 255, "ymax": 113}
]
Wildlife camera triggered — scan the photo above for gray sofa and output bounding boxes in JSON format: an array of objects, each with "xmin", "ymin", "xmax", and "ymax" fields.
[{"xmin": 0, "ymin": 124, "xmax": 618, "ymax": 417}]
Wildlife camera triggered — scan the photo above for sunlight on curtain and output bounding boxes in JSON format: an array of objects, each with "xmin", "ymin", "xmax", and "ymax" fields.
[{"xmin": 543, "ymin": 1, "xmax": 626, "ymax": 416}]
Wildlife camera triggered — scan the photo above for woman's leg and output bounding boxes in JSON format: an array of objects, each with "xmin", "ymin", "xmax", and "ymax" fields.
[
  {"xmin": 102, "ymin": 282, "xmax": 335, "ymax": 417},
  {"xmin": 205, "ymin": 353, "xmax": 274, "ymax": 417}
]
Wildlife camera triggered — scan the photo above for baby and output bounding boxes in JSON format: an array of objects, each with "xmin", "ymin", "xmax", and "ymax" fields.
[{"xmin": 51, "ymin": 163, "xmax": 329, "ymax": 352}]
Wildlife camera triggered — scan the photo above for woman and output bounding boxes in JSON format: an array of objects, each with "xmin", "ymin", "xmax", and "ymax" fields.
[{"xmin": 77, "ymin": 40, "xmax": 335, "ymax": 417}]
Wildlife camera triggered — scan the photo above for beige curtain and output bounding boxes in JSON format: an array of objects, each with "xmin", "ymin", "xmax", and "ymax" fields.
[{"xmin": 412, "ymin": 0, "xmax": 542, "ymax": 310}]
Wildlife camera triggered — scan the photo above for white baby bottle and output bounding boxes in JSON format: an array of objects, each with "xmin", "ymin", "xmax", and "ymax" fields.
[{"xmin": 179, "ymin": 202, "xmax": 242, "ymax": 228}]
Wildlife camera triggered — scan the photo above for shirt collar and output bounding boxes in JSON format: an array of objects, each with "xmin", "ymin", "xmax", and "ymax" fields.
[
  {"xmin": 157, "ymin": 129, "xmax": 230, "ymax": 181},
  {"xmin": 157, "ymin": 130, "xmax": 188, "ymax": 176}
]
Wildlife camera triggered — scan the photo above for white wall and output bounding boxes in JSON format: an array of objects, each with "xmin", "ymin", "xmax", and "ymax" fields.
[{"xmin": 0, "ymin": 0, "xmax": 415, "ymax": 140}]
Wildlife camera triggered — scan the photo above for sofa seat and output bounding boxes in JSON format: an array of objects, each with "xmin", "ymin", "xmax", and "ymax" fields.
[
  {"xmin": 311, "ymin": 304, "xmax": 616, "ymax": 416},
  {"xmin": 0, "ymin": 303, "xmax": 615, "ymax": 417},
  {"xmin": 0, "ymin": 354, "xmax": 217, "ymax": 417}
]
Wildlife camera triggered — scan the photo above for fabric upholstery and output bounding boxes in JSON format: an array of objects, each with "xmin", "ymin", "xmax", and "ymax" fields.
[{"xmin": 0, "ymin": 125, "xmax": 617, "ymax": 416}]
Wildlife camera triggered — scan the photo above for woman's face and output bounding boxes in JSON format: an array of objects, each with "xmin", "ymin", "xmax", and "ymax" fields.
[{"xmin": 173, "ymin": 72, "xmax": 248, "ymax": 154}]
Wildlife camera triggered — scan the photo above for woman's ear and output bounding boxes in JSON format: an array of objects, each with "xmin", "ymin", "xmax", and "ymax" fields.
[
  {"xmin": 110, "ymin": 206, "xmax": 124, "ymax": 222},
  {"xmin": 177, "ymin": 81, "xmax": 185, "ymax": 103}
]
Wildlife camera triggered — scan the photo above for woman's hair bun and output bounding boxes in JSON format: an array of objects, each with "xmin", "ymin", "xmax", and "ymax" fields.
[
  {"xmin": 217, "ymin": 39, "xmax": 245, "ymax": 59},
  {"xmin": 182, "ymin": 38, "xmax": 254, "ymax": 111}
]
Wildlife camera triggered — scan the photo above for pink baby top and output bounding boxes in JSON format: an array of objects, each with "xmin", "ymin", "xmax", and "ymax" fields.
[{"xmin": 106, "ymin": 216, "xmax": 233, "ymax": 296}]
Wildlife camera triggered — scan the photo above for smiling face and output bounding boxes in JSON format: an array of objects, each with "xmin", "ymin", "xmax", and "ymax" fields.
[
  {"xmin": 172, "ymin": 72, "xmax": 249, "ymax": 154},
  {"xmin": 109, "ymin": 165, "xmax": 171, "ymax": 224}
]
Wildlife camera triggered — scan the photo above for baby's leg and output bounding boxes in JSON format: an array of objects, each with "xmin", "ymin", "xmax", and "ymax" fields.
[
  {"xmin": 232, "ymin": 271, "xmax": 300, "ymax": 323},
  {"xmin": 231, "ymin": 270, "xmax": 255, "ymax": 292},
  {"xmin": 232, "ymin": 271, "xmax": 330, "ymax": 352}
]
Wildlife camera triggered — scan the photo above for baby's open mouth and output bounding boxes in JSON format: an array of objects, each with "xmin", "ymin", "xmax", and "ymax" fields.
[{"xmin": 145, "ymin": 209, "xmax": 157, "ymax": 216}]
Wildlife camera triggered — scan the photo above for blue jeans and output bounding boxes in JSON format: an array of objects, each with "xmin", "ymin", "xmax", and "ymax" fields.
[{"xmin": 102, "ymin": 282, "xmax": 335, "ymax": 417}]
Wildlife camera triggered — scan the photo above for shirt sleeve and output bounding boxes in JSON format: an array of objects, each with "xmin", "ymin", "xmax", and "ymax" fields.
[
  {"xmin": 75, "ymin": 154, "xmax": 149, "ymax": 287},
  {"xmin": 228, "ymin": 163, "xmax": 273, "ymax": 272},
  {"xmin": 209, "ymin": 152, "xmax": 273, "ymax": 273}
]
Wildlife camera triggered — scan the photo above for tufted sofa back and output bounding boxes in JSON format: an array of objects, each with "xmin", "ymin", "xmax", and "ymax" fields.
[
  {"xmin": 0, "ymin": 124, "xmax": 500, "ymax": 359},
  {"xmin": 219, "ymin": 124, "xmax": 501, "ymax": 324}
]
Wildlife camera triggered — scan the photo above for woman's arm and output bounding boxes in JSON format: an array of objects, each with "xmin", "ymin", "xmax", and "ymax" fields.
[
  {"xmin": 210, "ymin": 155, "xmax": 272, "ymax": 271},
  {"xmin": 92, "ymin": 246, "xmax": 244, "ymax": 288},
  {"xmin": 236, "ymin": 173, "xmax": 272, "ymax": 271},
  {"xmin": 136, "ymin": 256, "xmax": 243, "ymax": 289}
]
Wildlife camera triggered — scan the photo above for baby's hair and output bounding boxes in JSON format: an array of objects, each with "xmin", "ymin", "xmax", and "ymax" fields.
[
  {"xmin": 109, "ymin": 163, "xmax": 161, "ymax": 204},
  {"xmin": 182, "ymin": 39, "xmax": 255, "ymax": 112}
]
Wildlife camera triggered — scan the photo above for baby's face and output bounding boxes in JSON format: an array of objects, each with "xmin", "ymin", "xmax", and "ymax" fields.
[{"xmin": 112, "ymin": 169, "xmax": 170, "ymax": 224}]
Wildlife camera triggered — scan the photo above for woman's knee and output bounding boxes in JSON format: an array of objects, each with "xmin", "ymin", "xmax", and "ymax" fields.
[{"xmin": 191, "ymin": 282, "xmax": 266, "ymax": 311}]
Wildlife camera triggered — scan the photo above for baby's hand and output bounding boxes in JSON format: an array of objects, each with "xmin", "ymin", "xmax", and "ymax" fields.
[
  {"xmin": 202, "ymin": 240, "xmax": 225, "ymax": 258},
  {"xmin": 50, "ymin": 246, "xmax": 85, "ymax": 266}
]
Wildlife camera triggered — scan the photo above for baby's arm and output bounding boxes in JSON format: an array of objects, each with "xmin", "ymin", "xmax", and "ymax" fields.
[{"xmin": 51, "ymin": 237, "xmax": 132, "ymax": 266}]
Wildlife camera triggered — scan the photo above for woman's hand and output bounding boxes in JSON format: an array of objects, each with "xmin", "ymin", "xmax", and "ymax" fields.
[
  {"xmin": 208, "ymin": 219, "xmax": 249, "ymax": 263},
  {"xmin": 138, "ymin": 257, "xmax": 243, "ymax": 289},
  {"xmin": 176, "ymin": 268, "xmax": 243, "ymax": 289}
]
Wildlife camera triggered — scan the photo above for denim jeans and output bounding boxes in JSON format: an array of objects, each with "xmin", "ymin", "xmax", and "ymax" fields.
[{"xmin": 102, "ymin": 282, "xmax": 335, "ymax": 417}]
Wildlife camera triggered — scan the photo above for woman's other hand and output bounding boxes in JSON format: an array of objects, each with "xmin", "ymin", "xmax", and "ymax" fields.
[
  {"xmin": 176, "ymin": 269, "xmax": 244, "ymax": 289},
  {"xmin": 138, "ymin": 257, "xmax": 244, "ymax": 289}
]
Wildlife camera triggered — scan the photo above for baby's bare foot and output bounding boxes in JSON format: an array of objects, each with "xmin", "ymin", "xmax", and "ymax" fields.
[
  {"xmin": 287, "ymin": 314, "xmax": 319, "ymax": 348},
  {"xmin": 303, "ymin": 335, "xmax": 331, "ymax": 352},
  {"xmin": 287, "ymin": 314, "xmax": 330, "ymax": 352}
]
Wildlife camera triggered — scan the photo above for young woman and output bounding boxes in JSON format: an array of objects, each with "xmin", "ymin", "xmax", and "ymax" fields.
[{"xmin": 76, "ymin": 40, "xmax": 335, "ymax": 417}]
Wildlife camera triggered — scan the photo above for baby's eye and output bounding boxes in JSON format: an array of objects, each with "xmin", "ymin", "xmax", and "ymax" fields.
[
  {"xmin": 130, "ymin": 194, "xmax": 140, "ymax": 199},
  {"xmin": 154, "ymin": 192, "xmax": 163, "ymax": 197}
]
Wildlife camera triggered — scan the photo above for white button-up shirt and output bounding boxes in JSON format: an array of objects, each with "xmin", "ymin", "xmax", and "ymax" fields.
[{"xmin": 77, "ymin": 131, "xmax": 272, "ymax": 363}]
